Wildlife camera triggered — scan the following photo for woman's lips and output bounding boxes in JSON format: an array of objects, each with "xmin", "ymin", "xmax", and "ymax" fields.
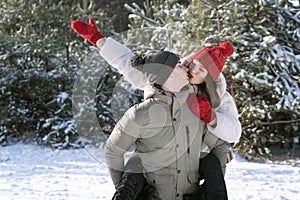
[{"xmin": 188, "ymin": 73, "xmax": 193, "ymax": 79}]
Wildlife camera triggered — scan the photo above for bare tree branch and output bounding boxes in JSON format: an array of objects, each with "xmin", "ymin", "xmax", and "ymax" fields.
[{"xmin": 258, "ymin": 119, "xmax": 300, "ymax": 125}]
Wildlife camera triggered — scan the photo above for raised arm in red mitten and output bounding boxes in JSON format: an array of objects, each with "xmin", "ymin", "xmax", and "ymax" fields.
[
  {"xmin": 187, "ymin": 94, "xmax": 216, "ymax": 124},
  {"xmin": 71, "ymin": 18, "xmax": 104, "ymax": 46}
]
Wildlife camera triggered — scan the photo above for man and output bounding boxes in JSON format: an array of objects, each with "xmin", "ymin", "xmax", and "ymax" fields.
[{"xmin": 103, "ymin": 49, "xmax": 205, "ymax": 199}]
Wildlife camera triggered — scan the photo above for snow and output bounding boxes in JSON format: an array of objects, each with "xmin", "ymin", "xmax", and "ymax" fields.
[
  {"xmin": 57, "ymin": 92, "xmax": 69, "ymax": 103},
  {"xmin": 289, "ymin": 0, "xmax": 299, "ymax": 7},
  {"xmin": 1, "ymin": 143, "xmax": 300, "ymax": 200}
]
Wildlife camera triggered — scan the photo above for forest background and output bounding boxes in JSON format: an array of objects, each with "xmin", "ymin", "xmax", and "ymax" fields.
[{"xmin": 0, "ymin": 0, "xmax": 299, "ymax": 160}]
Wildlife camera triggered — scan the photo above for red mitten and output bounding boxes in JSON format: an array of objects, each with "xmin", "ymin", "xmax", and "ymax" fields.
[
  {"xmin": 71, "ymin": 18, "xmax": 104, "ymax": 46},
  {"xmin": 187, "ymin": 94, "xmax": 216, "ymax": 124}
]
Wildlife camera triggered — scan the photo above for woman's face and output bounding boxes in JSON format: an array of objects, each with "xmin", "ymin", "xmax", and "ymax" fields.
[{"xmin": 183, "ymin": 59, "xmax": 208, "ymax": 84}]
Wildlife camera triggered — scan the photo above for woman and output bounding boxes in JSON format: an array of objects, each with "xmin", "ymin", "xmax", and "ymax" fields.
[
  {"xmin": 71, "ymin": 18, "xmax": 241, "ymax": 199},
  {"xmin": 184, "ymin": 41, "xmax": 241, "ymax": 175},
  {"xmin": 182, "ymin": 43, "xmax": 241, "ymax": 199}
]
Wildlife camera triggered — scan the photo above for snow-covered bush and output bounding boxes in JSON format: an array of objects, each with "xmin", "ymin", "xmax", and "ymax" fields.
[
  {"xmin": 0, "ymin": 48, "xmax": 79, "ymax": 148},
  {"xmin": 0, "ymin": 0, "xmax": 112, "ymax": 148}
]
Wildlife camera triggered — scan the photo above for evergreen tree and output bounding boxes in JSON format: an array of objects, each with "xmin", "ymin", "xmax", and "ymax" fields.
[
  {"xmin": 0, "ymin": 0, "xmax": 112, "ymax": 148},
  {"xmin": 125, "ymin": 0, "xmax": 300, "ymax": 158}
]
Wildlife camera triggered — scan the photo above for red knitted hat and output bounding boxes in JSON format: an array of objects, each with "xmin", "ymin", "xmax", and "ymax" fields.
[{"xmin": 190, "ymin": 42, "xmax": 234, "ymax": 80}]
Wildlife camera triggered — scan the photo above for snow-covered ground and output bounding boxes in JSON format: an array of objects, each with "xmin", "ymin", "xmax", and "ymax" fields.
[{"xmin": 0, "ymin": 143, "xmax": 300, "ymax": 200}]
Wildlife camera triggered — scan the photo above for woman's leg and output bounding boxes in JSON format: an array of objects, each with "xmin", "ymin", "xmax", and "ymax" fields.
[{"xmin": 199, "ymin": 153, "xmax": 228, "ymax": 200}]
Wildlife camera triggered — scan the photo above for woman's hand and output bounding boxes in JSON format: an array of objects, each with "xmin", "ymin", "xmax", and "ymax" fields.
[
  {"xmin": 187, "ymin": 93, "xmax": 216, "ymax": 124},
  {"xmin": 71, "ymin": 18, "xmax": 104, "ymax": 46}
]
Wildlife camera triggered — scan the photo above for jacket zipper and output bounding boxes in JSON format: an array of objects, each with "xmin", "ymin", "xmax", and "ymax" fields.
[
  {"xmin": 170, "ymin": 94, "xmax": 179, "ymax": 194},
  {"xmin": 186, "ymin": 126, "xmax": 190, "ymax": 155}
]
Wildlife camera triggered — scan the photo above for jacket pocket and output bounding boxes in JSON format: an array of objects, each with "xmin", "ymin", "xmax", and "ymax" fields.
[
  {"xmin": 147, "ymin": 173, "xmax": 175, "ymax": 199},
  {"xmin": 187, "ymin": 171, "xmax": 199, "ymax": 184}
]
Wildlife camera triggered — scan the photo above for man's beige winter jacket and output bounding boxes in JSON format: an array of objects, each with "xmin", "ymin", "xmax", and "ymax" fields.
[{"xmin": 105, "ymin": 85, "xmax": 205, "ymax": 199}]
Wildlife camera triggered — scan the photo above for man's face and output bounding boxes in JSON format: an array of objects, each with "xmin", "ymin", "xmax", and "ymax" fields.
[{"xmin": 162, "ymin": 64, "xmax": 189, "ymax": 92}]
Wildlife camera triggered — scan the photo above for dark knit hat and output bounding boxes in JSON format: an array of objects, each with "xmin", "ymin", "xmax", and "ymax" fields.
[
  {"xmin": 131, "ymin": 50, "xmax": 180, "ymax": 85},
  {"xmin": 191, "ymin": 42, "xmax": 234, "ymax": 80}
]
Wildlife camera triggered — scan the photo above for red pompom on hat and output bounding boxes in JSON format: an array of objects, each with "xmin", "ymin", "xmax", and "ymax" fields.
[{"xmin": 191, "ymin": 42, "xmax": 234, "ymax": 80}]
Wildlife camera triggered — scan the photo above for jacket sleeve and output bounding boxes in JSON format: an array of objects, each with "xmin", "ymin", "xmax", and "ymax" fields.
[
  {"xmin": 215, "ymin": 73, "xmax": 227, "ymax": 98},
  {"xmin": 104, "ymin": 107, "xmax": 140, "ymax": 185},
  {"xmin": 98, "ymin": 37, "xmax": 148, "ymax": 89},
  {"xmin": 207, "ymin": 91, "xmax": 242, "ymax": 143}
]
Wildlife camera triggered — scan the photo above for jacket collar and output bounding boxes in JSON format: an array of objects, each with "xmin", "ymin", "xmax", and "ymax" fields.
[{"xmin": 144, "ymin": 84, "xmax": 195, "ymax": 104}]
